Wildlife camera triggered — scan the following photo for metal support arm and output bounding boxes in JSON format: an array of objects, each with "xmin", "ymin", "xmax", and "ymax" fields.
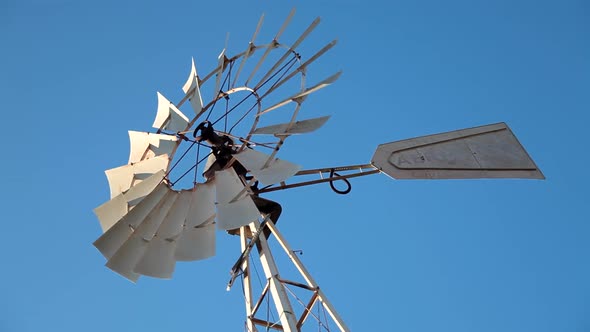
[{"xmin": 257, "ymin": 163, "xmax": 380, "ymax": 194}]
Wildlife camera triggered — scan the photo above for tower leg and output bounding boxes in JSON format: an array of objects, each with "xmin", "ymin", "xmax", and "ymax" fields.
[
  {"xmin": 236, "ymin": 219, "xmax": 350, "ymax": 332},
  {"xmin": 266, "ymin": 221, "xmax": 350, "ymax": 332},
  {"xmin": 247, "ymin": 219, "xmax": 299, "ymax": 331}
]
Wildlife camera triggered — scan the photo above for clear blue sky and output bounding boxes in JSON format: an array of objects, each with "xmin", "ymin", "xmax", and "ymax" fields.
[{"xmin": 1, "ymin": 1, "xmax": 588, "ymax": 331}]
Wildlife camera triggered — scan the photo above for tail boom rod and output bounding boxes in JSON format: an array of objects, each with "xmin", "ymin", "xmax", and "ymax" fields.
[{"xmin": 257, "ymin": 163, "xmax": 379, "ymax": 194}]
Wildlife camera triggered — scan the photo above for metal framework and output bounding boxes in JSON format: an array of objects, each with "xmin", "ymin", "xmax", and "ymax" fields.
[
  {"xmin": 232, "ymin": 217, "xmax": 349, "ymax": 331},
  {"xmin": 92, "ymin": 10, "xmax": 544, "ymax": 332},
  {"xmin": 259, "ymin": 164, "xmax": 379, "ymax": 194}
]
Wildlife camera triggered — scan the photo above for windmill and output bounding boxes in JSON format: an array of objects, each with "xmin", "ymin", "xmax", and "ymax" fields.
[{"xmin": 93, "ymin": 10, "xmax": 544, "ymax": 332}]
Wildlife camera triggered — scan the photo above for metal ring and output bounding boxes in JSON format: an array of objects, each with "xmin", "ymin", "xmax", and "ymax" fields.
[{"xmin": 329, "ymin": 169, "xmax": 352, "ymax": 195}]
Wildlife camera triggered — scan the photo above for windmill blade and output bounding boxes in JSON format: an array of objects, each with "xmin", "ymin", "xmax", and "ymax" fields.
[
  {"xmin": 244, "ymin": 8, "xmax": 296, "ymax": 86},
  {"xmin": 175, "ymin": 182, "xmax": 216, "ymax": 261},
  {"xmin": 105, "ymin": 236, "xmax": 144, "ymax": 282},
  {"xmin": 262, "ymin": 40, "xmax": 338, "ymax": 97},
  {"xmin": 232, "ymin": 14, "xmax": 264, "ymax": 88},
  {"xmin": 94, "ymin": 170, "xmax": 166, "ymax": 232},
  {"xmin": 175, "ymin": 222, "xmax": 215, "ymax": 261},
  {"xmin": 94, "ymin": 182, "xmax": 170, "ymax": 260},
  {"xmin": 133, "ymin": 189, "xmax": 192, "ymax": 279},
  {"xmin": 372, "ymin": 122, "xmax": 545, "ymax": 180},
  {"xmin": 274, "ymin": 7, "xmax": 296, "ymax": 40},
  {"xmin": 255, "ymin": 17, "xmax": 321, "ymax": 89},
  {"xmin": 157, "ymin": 190, "xmax": 193, "ymax": 238},
  {"xmin": 104, "ymin": 154, "xmax": 169, "ymax": 198},
  {"xmin": 213, "ymin": 48, "xmax": 226, "ymax": 99},
  {"xmin": 233, "ymin": 148, "xmax": 301, "ymax": 185},
  {"xmin": 153, "ymin": 92, "xmax": 190, "ymax": 132},
  {"xmin": 181, "ymin": 58, "xmax": 204, "ymax": 115},
  {"xmin": 252, "ymin": 115, "xmax": 330, "ymax": 135},
  {"xmin": 186, "ymin": 181, "xmax": 216, "ymax": 228},
  {"xmin": 128, "ymin": 131, "xmax": 178, "ymax": 164},
  {"xmin": 94, "ymin": 195, "xmax": 128, "ymax": 234},
  {"xmin": 215, "ymin": 168, "xmax": 260, "ymax": 230},
  {"xmin": 260, "ymin": 71, "xmax": 342, "ymax": 115},
  {"xmin": 202, "ymin": 151, "xmax": 217, "ymax": 178},
  {"xmin": 133, "ymin": 237, "xmax": 176, "ymax": 279},
  {"xmin": 106, "ymin": 188, "xmax": 179, "ymax": 282}
]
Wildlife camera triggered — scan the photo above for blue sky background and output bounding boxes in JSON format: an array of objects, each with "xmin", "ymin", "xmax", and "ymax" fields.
[{"xmin": 1, "ymin": 1, "xmax": 588, "ymax": 331}]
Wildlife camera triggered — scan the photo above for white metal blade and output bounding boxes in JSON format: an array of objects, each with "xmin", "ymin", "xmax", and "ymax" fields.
[
  {"xmin": 105, "ymin": 154, "xmax": 169, "ymax": 198},
  {"xmin": 186, "ymin": 181, "xmax": 216, "ymax": 228},
  {"xmin": 372, "ymin": 122, "xmax": 545, "ymax": 179},
  {"xmin": 175, "ymin": 222, "xmax": 215, "ymax": 261},
  {"xmin": 290, "ymin": 71, "xmax": 341, "ymax": 99},
  {"xmin": 233, "ymin": 149, "xmax": 301, "ymax": 185},
  {"xmin": 94, "ymin": 170, "xmax": 165, "ymax": 232},
  {"xmin": 213, "ymin": 49, "xmax": 226, "ymax": 100},
  {"xmin": 157, "ymin": 189, "xmax": 193, "ymax": 237},
  {"xmin": 128, "ymin": 131, "xmax": 178, "ymax": 164},
  {"xmin": 215, "ymin": 168, "xmax": 260, "ymax": 230},
  {"xmin": 94, "ymin": 195, "xmax": 127, "ymax": 234},
  {"xmin": 152, "ymin": 92, "xmax": 190, "ymax": 132},
  {"xmin": 273, "ymin": 8, "xmax": 296, "ymax": 40},
  {"xmin": 105, "ymin": 236, "xmax": 144, "ymax": 282},
  {"xmin": 260, "ymin": 71, "xmax": 342, "ymax": 115},
  {"xmin": 232, "ymin": 14, "xmax": 264, "ymax": 87},
  {"xmin": 252, "ymin": 116, "xmax": 330, "ymax": 135},
  {"xmin": 244, "ymin": 8, "xmax": 296, "ymax": 86},
  {"xmin": 94, "ymin": 183, "xmax": 170, "ymax": 260},
  {"xmin": 181, "ymin": 58, "xmax": 204, "ymax": 115},
  {"xmin": 182, "ymin": 57, "xmax": 198, "ymax": 94},
  {"xmin": 133, "ymin": 238, "xmax": 176, "ymax": 279},
  {"xmin": 132, "ymin": 189, "xmax": 192, "ymax": 278},
  {"xmin": 170, "ymin": 182, "xmax": 217, "ymax": 262},
  {"xmin": 262, "ymin": 40, "xmax": 337, "ymax": 97},
  {"xmin": 202, "ymin": 152, "xmax": 217, "ymax": 181},
  {"xmin": 106, "ymin": 189, "xmax": 178, "ymax": 281},
  {"xmin": 255, "ymin": 17, "xmax": 321, "ymax": 89}
]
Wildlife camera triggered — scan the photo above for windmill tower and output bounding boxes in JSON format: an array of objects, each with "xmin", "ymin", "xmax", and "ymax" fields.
[{"xmin": 92, "ymin": 10, "xmax": 543, "ymax": 332}]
